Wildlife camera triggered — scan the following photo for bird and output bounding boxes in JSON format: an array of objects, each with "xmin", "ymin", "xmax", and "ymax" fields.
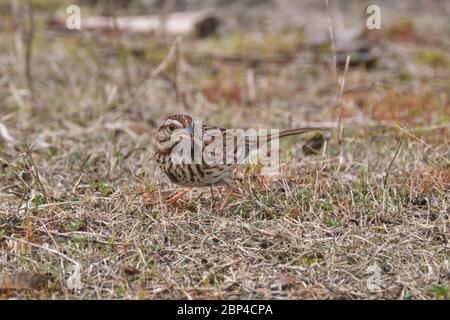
[{"xmin": 154, "ymin": 114, "xmax": 326, "ymax": 211}]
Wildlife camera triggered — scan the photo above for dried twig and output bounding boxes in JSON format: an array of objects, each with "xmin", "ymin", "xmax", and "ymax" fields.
[
  {"xmin": 11, "ymin": 0, "xmax": 34, "ymax": 93},
  {"xmin": 25, "ymin": 141, "xmax": 50, "ymax": 204},
  {"xmin": 395, "ymin": 124, "xmax": 450, "ymax": 165},
  {"xmin": 336, "ymin": 55, "xmax": 351, "ymax": 144},
  {"xmin": 4, "ymin": 235, "xmax": 80, "ymax": 266},
  {"xmin": 150, "ymin": 42, "xmax": 177, "ymax": 78},
  {"xmin": 383, "ymin": 131, "xmax": 405, "ymax": 190},
  {"xmin": 326, "ymin": 0, "xmax": 337, "ymax": 84},
  {"xmin": 112, "ymin": 15, "xmax": 133, "ymax": 97}
]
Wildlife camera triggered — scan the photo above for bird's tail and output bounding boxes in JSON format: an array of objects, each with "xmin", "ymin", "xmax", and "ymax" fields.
[
  {"xmin": 232, "ymin": 127, "xmax": 328, "ymax": 165},
  {"xmin": 267, "ymin": 127, "xmax": 328, "ymax": 142}
]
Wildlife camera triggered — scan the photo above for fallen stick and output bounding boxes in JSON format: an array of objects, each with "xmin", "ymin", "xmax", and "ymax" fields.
[
  {"xmin": 191, "ymin": 52, "xmax": 293, "ymax": 65},
  {"xmin": 48, "ymin": 9, "xmax": 220, "ymax": 38}
]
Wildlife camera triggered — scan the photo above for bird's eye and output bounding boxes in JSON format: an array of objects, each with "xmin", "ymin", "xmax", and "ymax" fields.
[{"xmin": 168, "ymin": 123, "xmax": 177, "ymax": 131}]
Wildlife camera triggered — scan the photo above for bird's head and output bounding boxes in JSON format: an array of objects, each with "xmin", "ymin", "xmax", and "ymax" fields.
[{"xmin": 154, "ymin": 114, "xmax": 194, "ymax": 154}]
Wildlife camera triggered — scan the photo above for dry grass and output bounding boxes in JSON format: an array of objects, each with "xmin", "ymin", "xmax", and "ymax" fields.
[{"xmin": 0, "ymin": 1, "xmax": 449, "ymax": 299}]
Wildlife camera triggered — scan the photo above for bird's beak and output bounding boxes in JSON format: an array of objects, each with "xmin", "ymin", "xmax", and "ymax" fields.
[{"xmin": 186, "ymin": 124, "xmax": 194, "ymax": 135}]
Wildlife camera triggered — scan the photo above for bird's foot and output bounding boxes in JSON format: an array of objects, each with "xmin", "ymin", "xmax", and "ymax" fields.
[
  {"xmin": 215, "ymin": 188, "xmax": 234, "ymax": 213},
  {"xmin": 166, "ymin": 190, "xmax": 188, "ymax": 209}
]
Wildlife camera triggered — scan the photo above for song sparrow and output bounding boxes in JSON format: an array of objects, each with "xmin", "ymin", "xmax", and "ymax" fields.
[{"xmin": 154, "ymin": 114, "xmax": 325, "ymax": 210}]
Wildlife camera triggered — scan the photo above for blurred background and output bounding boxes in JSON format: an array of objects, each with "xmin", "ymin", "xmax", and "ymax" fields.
[
  {"xmin": 1, "ymin": 0, "xmax": 449, "ymax": 133},
  {"xmin": 0, "ymin": 0, "xmax": 449, "ymax": 299}
]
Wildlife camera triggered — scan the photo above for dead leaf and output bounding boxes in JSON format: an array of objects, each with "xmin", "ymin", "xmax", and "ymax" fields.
[{"xmin": 0, "ymin": 272, "xmax": 54, "ymax": 290}]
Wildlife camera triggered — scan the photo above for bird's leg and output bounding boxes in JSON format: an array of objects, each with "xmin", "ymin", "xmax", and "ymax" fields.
[
  {"xmin": 209, "ymin": 186, "xmax": 216, "ymax": 209},
  {"xmin": 217, "ymin": 187, "xmax": 234, "ymax": 212},
  {"xmin": 166, "ymin": 189, "xmax": 188, "ymax": 207}
]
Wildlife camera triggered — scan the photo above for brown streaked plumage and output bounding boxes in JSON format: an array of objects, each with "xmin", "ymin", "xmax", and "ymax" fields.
[{"xmin": 154, "ymin": 114, "xmax": 326, "ymax": 210}]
